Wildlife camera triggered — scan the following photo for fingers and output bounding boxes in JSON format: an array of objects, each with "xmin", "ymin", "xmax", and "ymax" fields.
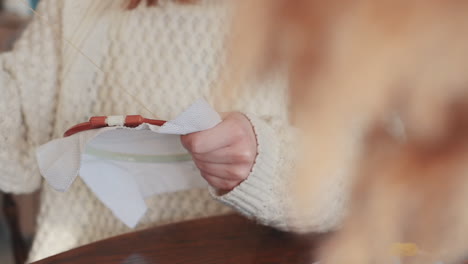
[
  {"xmin": 181, "ymin": 112, "xmax": 257, "ymax": 192},
  {"xmin": 200, "ymin": 173, "xmax": 243, "ymax": 191},
  {"xmin": 197, "ymin": 162, "xmax": 251, "ymax": 181},
  {"xmin": 181, "ymin": 121, "xmax": 238, "ymax": 153},
  {"xmin": 191, "ymin": 146, "xmax": 256, "ymax": 164},
  {"xmin": 181, "ymin": 113, "xmax": 252, "ymax": 154}
]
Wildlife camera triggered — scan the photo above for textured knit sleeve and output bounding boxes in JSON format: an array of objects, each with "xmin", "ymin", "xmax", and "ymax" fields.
[
  {"xmin": 210, "ymin": 113, "xmax": 354, "ymax": 233},
  {"xmin": 0, "ymin": 0, "xmax": 62, "ymax": 194}
]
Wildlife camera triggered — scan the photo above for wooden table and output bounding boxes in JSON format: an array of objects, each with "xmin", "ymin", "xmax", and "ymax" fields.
[{"xmin": 32, "ymin": 214, "xmax": 324, "ymax": 264}]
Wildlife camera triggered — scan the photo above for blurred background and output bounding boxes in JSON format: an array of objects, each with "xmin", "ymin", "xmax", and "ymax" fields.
[{"xmin": 0, "ymin": 2, "xmax": 39, "ymax": 264}]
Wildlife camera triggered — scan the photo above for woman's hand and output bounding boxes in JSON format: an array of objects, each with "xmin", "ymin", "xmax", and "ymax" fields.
[{"xmin": 181, "ymin": 112, "xmax": 257, "ymax": 193}]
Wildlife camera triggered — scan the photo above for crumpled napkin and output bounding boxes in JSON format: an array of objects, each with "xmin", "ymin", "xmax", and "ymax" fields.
[{"xmin": 36, "ymin": 99, "xmax": 222, "ymax": 227}]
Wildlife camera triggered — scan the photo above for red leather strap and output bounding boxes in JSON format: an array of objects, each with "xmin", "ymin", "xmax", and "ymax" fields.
[{"xmin": 63, "ymin": 115, "xmax": 166, "ymax": 137}]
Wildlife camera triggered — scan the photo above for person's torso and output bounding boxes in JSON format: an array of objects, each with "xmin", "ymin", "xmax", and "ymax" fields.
[{"xmin": 30, "ymin": 0, "xmax": 288, "ymax": 261}]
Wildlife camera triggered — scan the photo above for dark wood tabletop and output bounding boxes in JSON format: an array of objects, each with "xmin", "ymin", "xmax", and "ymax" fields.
[{"xmin": 31, "ymin": 214, "xmax": 325, "ymax": 264}]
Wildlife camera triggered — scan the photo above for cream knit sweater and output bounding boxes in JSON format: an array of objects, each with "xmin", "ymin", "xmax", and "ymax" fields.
[{"xmin": 0, "ymin": 0, "xmax": 351, "ymax": 262}]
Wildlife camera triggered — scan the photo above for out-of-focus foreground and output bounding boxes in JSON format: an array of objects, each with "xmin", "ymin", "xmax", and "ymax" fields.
[{"xmin": 226, "ymin": 1, "xmax": 468, "ymax": 263}]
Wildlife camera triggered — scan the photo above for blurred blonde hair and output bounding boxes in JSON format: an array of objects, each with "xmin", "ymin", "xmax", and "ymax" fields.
[{"xmin": 225, "ymin": 0, "xmax": 468, "ymax": 263}]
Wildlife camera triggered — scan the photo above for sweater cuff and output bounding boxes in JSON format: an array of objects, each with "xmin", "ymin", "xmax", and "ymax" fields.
[{"xmin": 209, "ymin": 113, "xmax": 284, "ymax": 225}]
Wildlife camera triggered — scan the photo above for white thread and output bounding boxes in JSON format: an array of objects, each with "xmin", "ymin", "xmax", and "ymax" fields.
[{"xmin": 17, "ymin": 0, "xmax": 157, "ymax": 118}]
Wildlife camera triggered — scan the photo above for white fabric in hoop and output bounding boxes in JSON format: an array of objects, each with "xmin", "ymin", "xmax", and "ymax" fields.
[{"xmin": 35, "ymin": 99, "xmax": 222, "ymax": 227}]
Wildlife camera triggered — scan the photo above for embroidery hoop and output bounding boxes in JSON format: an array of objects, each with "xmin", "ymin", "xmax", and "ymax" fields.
[{"xmin": 64, "ymin": 115, "xmax": 166, "ymax": 137}]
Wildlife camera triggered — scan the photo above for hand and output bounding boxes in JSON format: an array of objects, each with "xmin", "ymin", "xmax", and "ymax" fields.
[{"xmin": 181, "ymin": 112, "xmax": 257, "ymax": 193}]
